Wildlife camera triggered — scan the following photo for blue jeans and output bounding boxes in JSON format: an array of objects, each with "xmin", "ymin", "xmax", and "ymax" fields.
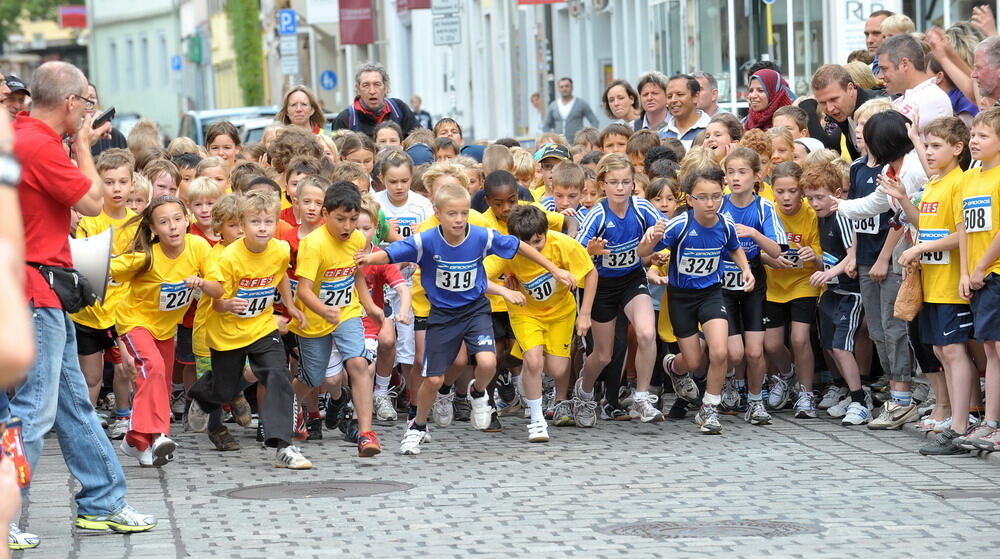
[
  {"xmin": 297, "ymin": 317, "xmax": 366, "ymax": 387},
  {"xmin": 10, "ymin": 306, "xmax": 126, "ymax": 516},
  {"xmin": 0, "ymin": 391, "xmax": 9, "ymax": 424}
]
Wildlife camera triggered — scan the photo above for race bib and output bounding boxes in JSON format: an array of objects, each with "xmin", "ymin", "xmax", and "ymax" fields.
[
  {"xmin": 319, "ymin": 276, "xmax": 354, "ymax": 307},
  {"xmin": 602, "ymin": 239, "xmax": 639, "ymax": 270},
  {"xmin": 783, "ymin": 248, "xmax": 804, "ymax": 269},
  {"xmin": 854, "ymin": 216, "xmax": 879, "ymax": 235},
  {"xmin": 678, "ymin": 248, "xmax": 720, "ymax": 277},
  {"xmin": 822, "ymin": 253, "xmax": 840, "ymax": 284},
  {"xmin": 236, "ymin": 286, "xmax": 276, "ymax": 317},
  {"xmin": 918, "ymin": 229, "xmax": 950, "ymax": 265},
  {"xmin": 963, "ymin": 196, "xmax": 992, "ymax": 233},
  {"xmin": 435, "ymin": 260, "xmax": 477, "ymax": 291},
  {"xmin": 159, "ymin": 282, "xmax": 194, "ymax": 312},
  {"xmin": 523, "ymin": 273, "xmax": 556, "ymax": 301},
  {"xmin": 721, "ymin": 261, "xmax": 743, "ymax": 291},
  {"xmin": 395, "ymin": 217, "xmax": 417, "ymax": 239}
]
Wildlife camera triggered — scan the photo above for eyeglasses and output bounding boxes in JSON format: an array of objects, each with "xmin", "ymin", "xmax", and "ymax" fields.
[
  {"xmin": 688, "ymin": 193, "xmax": 724, "ymax": 202},
  {"xmin": 68, "ymin": 94, "xmax": 96, "ymax": 110},
  {"xmin": 604, "ymin": 179, "xmax": 634, "ymax": 187}
]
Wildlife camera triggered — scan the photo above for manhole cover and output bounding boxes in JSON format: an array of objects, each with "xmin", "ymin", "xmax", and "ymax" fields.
[
  {"xmin": 923, "ymin": 488, "xmax": 1000, "ymax": 500},
  {"xmin": 217, "ymin": 480, "xmax": 413, "ymax": 500},
  {"xmin": 602, "ymin": 520, "xmax": 820, "ymax": 540}
]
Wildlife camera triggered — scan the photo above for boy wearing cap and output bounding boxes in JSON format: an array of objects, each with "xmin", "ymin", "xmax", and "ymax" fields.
[{"xmin": 533, "ymin": 143, "xmax": 571, "ymax": 210}]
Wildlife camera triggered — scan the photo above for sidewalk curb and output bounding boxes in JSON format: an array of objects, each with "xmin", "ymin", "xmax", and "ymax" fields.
[{"xmin": 901, "ymin": 422, "xmax": 1000, "ymax": 465}]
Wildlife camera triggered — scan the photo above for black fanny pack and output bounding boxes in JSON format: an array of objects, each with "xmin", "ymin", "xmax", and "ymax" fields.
[{"xmin": 28, "ymin": 263, "xmax": 98, "ymax": 313}]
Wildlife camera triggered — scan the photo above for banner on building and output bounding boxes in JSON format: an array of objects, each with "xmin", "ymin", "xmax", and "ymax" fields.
[
  {"xmin": 399, "ymin": 0, "xmax": 432, "ymax": 12},
  {"xmin": 340, "ymin": 0, "xmax": 374, "ymax": 44},
  {"xmin": 58, "ymin": 5, "xmax": 87, "ymax": 28},
  {"xmin": 516, "ymin": 0, "xmax": 564, "ymax": 4},
  {"xmin": 826, "ymin": 0, "xmax": 902, "ymax": 65}
]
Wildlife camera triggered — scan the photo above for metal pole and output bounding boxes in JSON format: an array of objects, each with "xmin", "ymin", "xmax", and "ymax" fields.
[
  {"xmin": 728, "ymin": 0, "xmax": 737, "ymax": 114},
  {"xmin": 786, "ymin": 0, "xmax": 795, "ymax": 93}
]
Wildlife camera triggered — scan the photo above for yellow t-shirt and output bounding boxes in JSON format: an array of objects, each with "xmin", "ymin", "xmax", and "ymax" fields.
[
  {"xmin": 192, "ymin": 242, "xmax": 228, "ymax": 357},
  {"xmin": 766, "ymin": 202, "xmax": 822, "ymax": 303},
  {"xmin": 530, "ymin": 185, "xmax": 548, "ymax": 202},
  {"xmin": 481, "ymin": 204, "xmax": 564, "ymax": 312},
  {"xmin": 72, "ymin": 209, "xmax": 139, "ymax": 330},
  {"xmin": 758, "ymin": 181, "xmax": 775, "ymax": 202},
  {"xmin": 955, "ymin": 165, "xmax": 1000, "ymax": 276},
  {"xmin": 290, "ymin": 226, "xmax": 365, "ymax": 338},
  {"xmin": 484, "ymin": 231, "xmax": 592, "ymax": 320},
  {"xmin": 410, "ymin": 209, "xmax": 489, "ymax": 318},
  {"xmin": 204, "ymin": 238, "xmax": 290, "ymax": 351},
  {"xmin": 917, "ymin": 167, "xmax": 964, "ymax": 304},
  {"xmin": 112, "ymin": 234, "xmax": 214, "ymax": 340},
  {"xmin": 654, "ymin": 250, "xmax": 677, "ymax": 343}
]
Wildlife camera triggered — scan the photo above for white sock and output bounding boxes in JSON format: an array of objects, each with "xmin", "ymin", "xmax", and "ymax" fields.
[
  {"xmin": 374, "ymin": 374, "xmax": 391, "ymax": 395},
  {"xmin": 703, "ymin": 392, "xmax": 722, "ymax": 406},
  {"xmin": 634, "ymin": 390, "xmax": 649, "ymax": 401},
  {"xmin": 579, "ymin": 386, "xmax": 594, "ymax": 400},
  {"xmin": 525, "ymin": 397, "xmax": 544, "ymax": 422},
  {"xmin": 515, "ymin": 374, "xmax": 524, "ymax": 394}
]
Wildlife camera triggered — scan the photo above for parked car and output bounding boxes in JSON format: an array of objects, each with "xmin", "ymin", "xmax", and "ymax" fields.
[
  {"xmin": 241, "ymin": 112, "xmax": 340, "ymax": 144},
  {"xmin": 178, "ymin": 106, "xmax": 279, "ymax": 145}
]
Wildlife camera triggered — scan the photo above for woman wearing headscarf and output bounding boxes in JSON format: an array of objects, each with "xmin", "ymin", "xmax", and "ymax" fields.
[{"xmin": 743, "ymin": 69, "xmax": 794, "ymax": 131}]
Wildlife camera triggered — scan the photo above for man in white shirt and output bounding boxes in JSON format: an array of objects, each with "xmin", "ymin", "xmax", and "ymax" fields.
[
  {"xmin": 877, "ymin": 33, "xmax": 952, "ymax": 134},
  {"xmin": 659, "ymin": 74, "xmax": 711, "ymax": 149},
  {"xmin": 543, "ymin": 78, "xmax": 599, "ymax": 142}
]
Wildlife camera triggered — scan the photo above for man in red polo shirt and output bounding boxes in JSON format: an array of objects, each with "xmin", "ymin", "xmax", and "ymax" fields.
[{"xmin": 7, "ymin": 61, "xmax": 155, "ymax": 549}]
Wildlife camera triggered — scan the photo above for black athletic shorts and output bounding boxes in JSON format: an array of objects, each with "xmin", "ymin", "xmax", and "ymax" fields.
[
  {"xmin": 722, "ymin": 263, "xmax": 767, "ymax": 335},
  {"xmin": 667, "ymin": 284, "xmax": 728, "ymax": 339},
  {"xmin": 764, "ymin": 296, "xmax": 817, "ymax": 329},
  {"xmin": 75, "ymin": 323, "xmax": 118, "ymax": 356},
  {"xmin": 592, "ymin": 268, "xmax": 650, "ymax": 323}
]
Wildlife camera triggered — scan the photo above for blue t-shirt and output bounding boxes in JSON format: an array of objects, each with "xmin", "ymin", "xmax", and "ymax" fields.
[
  {"xmin": 720, "ymin": 194, "xmax": 786, "ymax": 261},
  {"xmin": 384, "ymin": 224, "xmax": 520, "ymax": 309},
  {"xmin": 539, "ymin": 196, "xmax": 557, "ymax": 212},
  {"xmin": 849, "ymin": 157, "xmax": 893, "ymax": 267},
  {"xmin": 656, "ymin": 210, "xmax": 741, "ymax": 290},
  {"xmin": 576, "ymin": 197, "xmax": 666, "ymax": 278}
]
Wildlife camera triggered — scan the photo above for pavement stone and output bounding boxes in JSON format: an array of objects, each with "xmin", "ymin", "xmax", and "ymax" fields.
[{"xmin": 12, "ymin": 399, "xmax": 1000, "ymax": 558}]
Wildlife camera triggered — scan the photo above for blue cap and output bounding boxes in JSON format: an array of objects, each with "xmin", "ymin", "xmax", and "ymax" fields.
[
  {"xmin": 406, "ymin": 143, "xmax": 434, "ymax": 165},
  {"xmin": 460, "ymin": 144, "xmax": 486, "ymax": 163}
]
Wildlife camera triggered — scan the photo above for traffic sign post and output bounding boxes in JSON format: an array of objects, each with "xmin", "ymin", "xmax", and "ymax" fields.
[
  {"xmin": 277, "ymin": 9, "xmax": 298, "ymax": 35},
  {"xmin": 432, "ymin": 0, "xmax": 460, "ymax": 16},
  {"xmin": 277, "ymin": 10, "xmax": 300, "ymax": 76},
  {"xmin": 320, "ymin": 70, "xmax": 338, "ymax": 90},
  {"xmin": 433, "ymin": 15, "xmax": 461, "ymax": 45}
]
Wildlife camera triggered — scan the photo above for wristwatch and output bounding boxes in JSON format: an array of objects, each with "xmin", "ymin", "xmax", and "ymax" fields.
[{"xmin": 0, "ymin": 153, "xmax": 21, "ymax": 187}]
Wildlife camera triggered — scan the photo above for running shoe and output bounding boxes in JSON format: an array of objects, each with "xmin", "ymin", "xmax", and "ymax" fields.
[
  {"xmin": 744, "ymin": 399, "xmax": 771, "ymax": 425},
  {"xmin": 919, "ymin": 428, "xmax": 967, "ymax": 456},
  {"xmin": 306, "ymin": 417, "xmax": 323, "ymax": 440},
  {"xmin": 208, "ymin": 427, "xmax": 240, "ymax": 451},
  {"xmin": 432, "ymin": 390, "xmax": 455, "ymax": 427},
  {"xmin": 468, "ymin": 381, "xmax": 493, "ymax": 430},
  {"xmin": 274, "ymin": 445, "xmax": 313, "ymax": 469},
  {"xmin": 971, "ymin": 426, "xmax": 1000, "ymax": 452},
  {"xmin": 187, "ymin": 399, "xmax": 209, "ymax": 433},
  {"xmin": 357, "ymin": 431, "xmax": 382, "ymax": 457},
  {"xmin": 496, "ymin": 369, "xmax": 517, "ymax": 404},
  {"xmin": 630, "ymin": 393, "xmax": 664, "ymax": 423},
  {"xmin": 527, "ymin": 420, "xmax": 549, "ymax": 442},
  {"xmin": 343, "ymin": 419, "xmax": 359, "ymax": 444},
  {"xmin": 694, "ymin": 404, "xmax": 723, "ymax": 435},
  {"xmin": 256, "ymin": 420, "xmax": 265, "ymax": 443},
  {"xmin": 229, "ymin": 395, "xmax": 253, "ymax": 427},
  {"xmin": 150, "ymin": 436, "xmax": 176, "ymax": 468},
  {"xmin": 119, "ymin": 439, "xmax": 153, "ymax": 467},
  {"xmin": 400, "ymin": 428, "xmax": 425, "ymax": 455},
  {"xmin": 599, "ymin": 402, "xmax": 629, "ymax": 422},
  {"xmin": 8, "ymin": 523, "xmax": 40, "ymax": 550},
  {"xmin": 406, "ymin": 419, "xmax": 433, "ymax": 443},
  {"xmin": 828, "ymin": 389, "xmax": 872, "ymax": 418},
  {"xmin": 75, "ymin": 504, "xmax": 157, "ymax": 533},
  {"xmin": 108, "ymin": 416, "xmax": 129, "ymax": 440},
  {"xmin": 170, "ymin": 391, "xmax": 187, "ymax": 420},
  {"xmin": 911, "ymin": 381, "xmax": 931, "ymax": 404},
  {"xmin": 453, "ymin": 396, "xmax": 472, "ymax": 422},
  {"xmin": 484, "ymin": 411, "xmax": 503, "ymax": 433},
  {"xmin": 955, "ymin": 424, "xmax": 994, "ymax": 451},
  {"xmin": 721, "ymin": 378, "xmax": 740, "ymax": 413},
  {"xmin": 766, "ymin": 375, "xmax": 791, "ymax": 410},
  {"xmin": 293, "ymin": 408, "xmax": 308, "ymax": 441},
  {"xmin": 667, "ymin": 397, "xmax": 689, "ymax": 419},
  {"xmin": 735, "ymin": 386, "xmax": 749, "ymax": 413},
  {"xmin": 867, "ymin": 401, "xmax": 920, "ymax": 430},
  {"xmin": 496, "ymin": 396, "xmax": 523, "ymax": 417},
  {"xmin": 551, "ymin": 400, "xmax": 576, "ymax": 426},
  {"xmin": 794, "ymin": 391, "xmax": 817, "ymax": 419},
  {"xmin": 374, "ymin": 388, "xmax": 399, "ymax": 423},
  {"xmin": 572, "ymin": 379, "xmax": 598, "ymax": 427},
  {"xmin": 841, "ymin": 402, "xmax": 873, "ymax": 426},
  {"xmin": 869, "ymin": 374, "xmax": 890, "ymax": 392},
  {"xmin": 818, "ymin": 386, "xmax": 849, "ymax": 410},
  {"xmin": 664, "ymin": 354, "xmax": 699, "ymax": 402},
  {"xmin": 325, "ymin": 394, "xmax": 348, "ymax": 430}
]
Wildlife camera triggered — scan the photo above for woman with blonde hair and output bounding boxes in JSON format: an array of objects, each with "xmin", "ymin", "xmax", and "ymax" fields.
[
  {"xmin": 843, "ymin": 61, "xmax": 879, "ymax": 90},
  {"xmin": 276, "ymin": 85, "xmax": 327, "ymax": 134}
]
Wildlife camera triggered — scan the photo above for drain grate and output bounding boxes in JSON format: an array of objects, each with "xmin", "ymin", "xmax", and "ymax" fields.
[
  {"xmin": 601, "ymin": 520, "xmax": 820, "ymax": 540},
  {"xmin": 218, "ymin": 480, "xmax": 413, "ymax": 500},
  {"xmin": 923, "ymin": 488, "xmax": 1000, "ymax": 500}
]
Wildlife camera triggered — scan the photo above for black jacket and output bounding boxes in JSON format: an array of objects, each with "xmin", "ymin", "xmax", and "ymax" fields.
[
  {"xmin": 330, "ymin": 97, "xmax": 418, "ymax": 138},
  {"xmin": 837, "ymin": 87, "xmax": 888, "ymax": 160}
]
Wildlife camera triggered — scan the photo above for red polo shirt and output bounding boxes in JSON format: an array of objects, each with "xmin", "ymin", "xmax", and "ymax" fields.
[{"xmin": 14, "ymin": 114, "xmax": 91, "ymax": 309}]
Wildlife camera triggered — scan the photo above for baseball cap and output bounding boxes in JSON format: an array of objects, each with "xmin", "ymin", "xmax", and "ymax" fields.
[
  {"xmin": 533, "ymin": 143, "xmax": 570, "ymax": 162},
  {"xmin": 406, "ymin": 143, "xmax": 434, "ymax": 166},
  {"xmin": 5, "ymin": 75, "xmax": 28, "ymax": 95}
]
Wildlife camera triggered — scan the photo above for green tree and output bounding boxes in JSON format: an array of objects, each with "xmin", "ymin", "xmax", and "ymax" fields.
[
  {"xmin": 0, "ymin": 0, "xmax": 84, "ymax": 45},
  {"xmin": 226, "ymin": 0, "xmax": 264, "ymax": 106}
]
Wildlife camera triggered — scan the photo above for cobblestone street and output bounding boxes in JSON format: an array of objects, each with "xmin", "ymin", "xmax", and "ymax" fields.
[{"xmin": 15, "ymin": 402, "xmax": 1000, "ymax": 558}]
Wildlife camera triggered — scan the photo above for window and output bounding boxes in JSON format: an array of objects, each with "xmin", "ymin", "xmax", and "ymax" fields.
[
  {"xmin": 108, "ymin": 40, "xmax": 119, "ymax": 91},
  {"xmin": 140, "ymin": 35, "xmax": 150, "ymax": 88},
  {"xmin": 125, "ymin": 37, "xmax": 135, "ymax": 89},
  {"xmin": 159, "ymin": 32, "xmax": 168, "ymax": 85}
]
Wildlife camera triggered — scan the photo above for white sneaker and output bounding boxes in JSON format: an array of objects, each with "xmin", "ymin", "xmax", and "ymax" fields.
[
  {"xmin": 119, "ymin": 439, "xmax": 153, "ymax": 467},
  {"xmin": 187, "ymin": 398, "xmax": 209, "ymax": 433},
  {"xmin": 374, "ymin": 389, "xmax": 398, "ymax": 422},
  {"xmin": 572, "ymin": 379, "xmax": 598, "ymax": 427},
  {"xmin": 842, "ymin": 401, "xmax": 873, "ymax": 425},
  {"xmin": 150, "ymin": 436, "xmax": 177, "ymax": 468},
  {"xmin": 664, "ymin": 354, "xmax": 700, "ymax": 401},
  {"xmin": 818, "ymin": 386, "xmax": 849, "ymax": 410},
  {"xmin": 8, "ymin": 523, "xmax": 40, "ymax": 550},
  {"xmin": 527, "ymin": 420, "xmax": 549, "ymax": 442},
  {"xmin": 767, "ymin": 375, "xmax": 791, "ymax": 410},
  {"xmin": 400, "ymin": 428, "xmax": 425, "ymax": 455},
  {"xmin": 630, "ymin": 393, "xmax": 664, "ymax": 423},
  {"xmin": 828, "ymin": 388, "xmax": 871, "ymax": 418},
  {"xmin": 793, "ymin": 391, "xmax": 817, "ymax": 419},
  {"xmin": 468, "ymin": 380, "xmax": 492, "ymax": 430},
  {"xmin": 432, "ymin": 390, "xmax": 455, "ymax": 427},
  {"xmin": 108, "ymin": 416, "xmax": 129, "ymax": 440},
  {"xmin": 274, "ymin": 445, "xmax": 313, "ymax": 469}
]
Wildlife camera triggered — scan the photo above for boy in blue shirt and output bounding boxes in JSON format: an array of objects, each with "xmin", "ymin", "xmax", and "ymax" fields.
[{"xmin": 357, "ymin": 182, "xmax": 574, "ymax": 455}]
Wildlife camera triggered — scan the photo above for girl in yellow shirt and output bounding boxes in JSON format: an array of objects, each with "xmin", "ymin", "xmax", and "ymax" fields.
[{"xmin": 112, "ymin": 196, "xmax": 222, "ymax": 467}]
